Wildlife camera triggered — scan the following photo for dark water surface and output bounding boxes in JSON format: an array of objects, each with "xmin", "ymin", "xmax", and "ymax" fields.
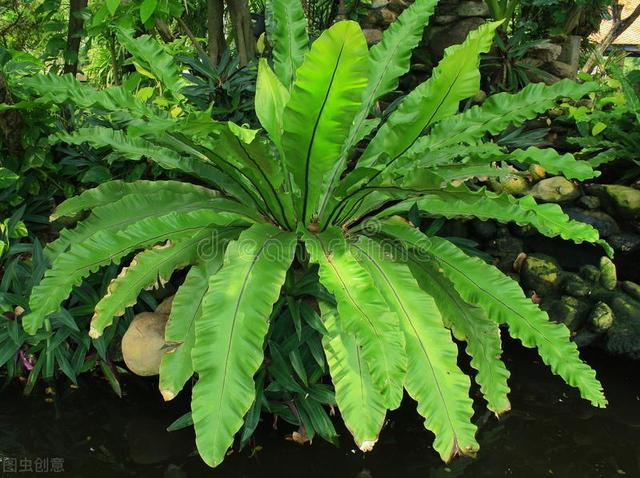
[{"xmin": 1, "ymin": 339, "xmax": 639, "ymax": 478}]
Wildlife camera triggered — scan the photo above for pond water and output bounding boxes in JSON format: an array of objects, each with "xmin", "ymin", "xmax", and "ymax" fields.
[{"xmin": 1, "ymin": 338, "xmax": 638, "ymax": 478}]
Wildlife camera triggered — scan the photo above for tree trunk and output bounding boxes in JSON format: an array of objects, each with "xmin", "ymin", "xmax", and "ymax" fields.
[
  {"xmin": 155, "ymin": 18, "xmax": 175, "ymax": 43},
  {"xmin": 207, "ymin": 0, "xmax": 225, "ymax": 64},
  {"xmin": 107, "ymin": 35, "xmax": 121, "ymax": 85},
  {"xmin": 227, "ymin": 0, "xmax": 255, "ymax": 66},
  {"xmin": 63, "ymin": 0, "xmax": 88, "ymax": 76},
  {"xmin": 582, "ymin": 2, "xmax": 640, "ymax": 73},
  {"xmin": 177, "ymin": 17, "xmax": 208, "ymax": 58}
]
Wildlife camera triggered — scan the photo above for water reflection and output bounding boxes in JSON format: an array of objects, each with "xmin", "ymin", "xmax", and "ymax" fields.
[{"xmin": 0, "ymin": 339, "xmax": 638, "ymax": 477}]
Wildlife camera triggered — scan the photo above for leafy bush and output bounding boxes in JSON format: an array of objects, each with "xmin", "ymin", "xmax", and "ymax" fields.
[
  {"xmin": 19, "ymin": 0, "xmax": 608, "ymax": 468},
  {"xmin": 564, "ymin": 68, "xmax": 640, "ymax": 182}
]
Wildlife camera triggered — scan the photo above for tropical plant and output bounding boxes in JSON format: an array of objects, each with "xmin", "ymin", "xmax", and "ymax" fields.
[
  {"xmin": 564, "ymin": 67, "xmax": 640, "ymax": 182},
  {"xmin": 20, "ymin": 0, "xmax": 608, "ymax": 468},
  {"xmin": 0, "ymin": 206, "xmax": 130, "ymax": 396},
  {"xmin": 481, "ymin": 31, "xmax": 554, "ymax": 93}
]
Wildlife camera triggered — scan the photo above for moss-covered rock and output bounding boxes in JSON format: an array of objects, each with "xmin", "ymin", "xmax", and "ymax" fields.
[
  {"xmin": 561, "ymin": 272, "xmax": 592, "ymax": 298},
  {"xmin": 588, "ymin": 184, "xmax": 640, "ymax": 220},
  {"xmin": 564, "ymin": 208, "xmax": 620, "ymax": 238},
  {"xmin": 604, "ymin": 294, "xmax": 640, "ymax": 360},
  {"xmin": 530, "ymin": 176, "xmax": 580, "ymax": 203},
  {"xmin": 543, "ymin": 295, "xmax": 591, "ymax": 331},
  {"xmin": 521, "ymin": 253, "xmax": 561, "ymax": 295},
  {"xmin": 588, "ymin": 301, "xmax": 614, "ymax": 332},
  {"xmin": 622, "ymin": 281, "xmax": 640, "ymax": 301},
  {"xmin": 599, "ymin": 256, "xmax": 617, "ymax": 290},
  {"xmin": 492, "ymin": 174, "xmax": 529, "ymax": 195},
  {"xmin": 579, "ymin": 264, "xmax": 600, "ymax": 283}
]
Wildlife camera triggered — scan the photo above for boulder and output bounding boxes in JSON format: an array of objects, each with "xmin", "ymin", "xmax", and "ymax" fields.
[
  {"xmin": 528, "ymin": 164, "xmax": 546, "ymax": 181},
  {"xmin": 433, "ymin": 14, "xmax": 458, "ymax": 25},
  {"xmin": 155, "ymin": 295, "xmax": 174, "ymax": 315},
  {"xmin": 587, "ymin": 184, "xmax": 640, "ymax": 220},
  {"xmin": 388, "ymin": 0, "xmax": 411, "ymax": 13},
  {"xmin": 527, "ymin": 42, "xmax": 562, "ymax": 63},
  {"xmin": 521, "ymin": 253, "xmax": 561, "ymax": 295},
  {"xmin": 121, "ymin": 312, "xmax": 169, "ymax": 376},
  {"xmin": 547, "ymin": 60, "xmax": 576, "ymax": 79},
  {"xmin": 530, "ymin": 177, "xmax": 580, "ymax": 203},
  {"xmin": 427, "ymin": 17, "xmax": 485, "ymax": 60},
  {"xmin": 380, "ymin": 8, "xmax": 397, "ymax": 23},
  {"xmin": 363, "ymin": 29, "xmax": 383, "ymax": 45},
  {"xmin": 491, "ymin": 174, "xmax": 529, "ymax": 195},
  {"xmin": 564, "ymin": 208, "xmax": 620, "ymax": 238},
  {"xmin": 456, "ymin": 1, "xmax": 490, "ymax": 17}
]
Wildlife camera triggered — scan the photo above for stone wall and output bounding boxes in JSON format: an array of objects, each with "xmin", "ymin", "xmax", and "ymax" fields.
[
  {"xmin": 360, "ymin": 0, "xmax": 491, "ymax": 67},
  {"xmin": 359, "ymin": 0, "xmax": 582, "ymax": 81}
]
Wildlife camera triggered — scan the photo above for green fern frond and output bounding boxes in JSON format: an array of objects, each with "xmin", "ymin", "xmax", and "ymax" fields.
[
  {"xmin": 191, "ymin": 224, "xmax": 296, "ymax": 467},
  {"xmin": 23, "ymin": 210, "xmax": 251, "ymax": 335},
  {"xmin": 303, "ymin": 227, "xmax": 407, "ymax": 409},
  {"xmin": 160, "ymin": 254, "xmax": 228, "ymax": 401},
  {"xmin": 90, "ymin": 230, "xmax": 216, "ymax": 338},
  {"xmin": 320, "ymin": 302, "xmax": 387, "ymax": 452},
  {"xmin": 409, "ymin": 255, "xmax": 511, "ymax": 416},
  {"xmin": 351, "ymin": 236, "xmax": 478, "ymax": 461}
]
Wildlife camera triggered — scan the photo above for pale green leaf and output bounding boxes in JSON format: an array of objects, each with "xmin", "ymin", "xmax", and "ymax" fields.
[
  {"xmin": 320, "ymin": 303, "xmax": 386, "ymax": 452},
  {"xmin": 282, "ymin": 21, "xmax": 369, "ymax": 223},
  {"xmin": 303, "ymin": 227, "xmax": 406, "ymax": 409},
  {"xmin": 357, "ymin": 21, "xmax": 501, "ymax": 169},
  {"xmin": 268, "ymin": 0, "xmax": 309, "ymax": 89},
  {"xmin": 191, "ymin": 224, "xmax": 296, "ymax": 467},
  {"xmin": 351, "ymin": 236, "xmax": 478, "ymax": 461}
]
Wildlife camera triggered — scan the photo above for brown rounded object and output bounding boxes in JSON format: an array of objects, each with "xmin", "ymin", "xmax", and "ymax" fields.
[{"xmin": 121, "ymin": 312, "xmax": 168, "ymax": 376}]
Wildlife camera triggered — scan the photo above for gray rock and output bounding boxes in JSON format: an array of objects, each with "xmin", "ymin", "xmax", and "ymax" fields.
[
  {"xmin": 587, "ymin": 184, "xmax": 640, "ymax": 220},
  {"xmin": 564, "ymin": 208, "xmax": 620, "ymax": 238},
  {"xmin": 608, "ymin": 233, "xmax": 640, "ymax": 253},
  {"xmin": 371, "ymin": 0, "xmax": 390, "ymax": 7},
  {"xmin": 433, "ymin": 14, "xmax": 458, "ymax": 25},
  {"xmin": 547, "ymin": 60, "xmax": 576, "ymax": 79},
  {"xmin": 363, "ymin": 29, "xmax": 383, "ymax": 45},
  {"xmin": 456, "ymin": 1, "xmax": 490, "ymax": 17},
  {"xmin": 528, "ymin": 42, "xmax": 562, "ymax": 63},
  {"xmin": 427, "ymin": 17, "xmax": 485, "ymax": 60},
  {"xmin": 599, "ymin": 256, "xmax": 617, "ymax": 290},
  {"xmin": 530, "ymin": 176, "xmax": 580, "ymax": 202},
  {"xmin": 521, "ymin": 253, "xmax": 562, "ymax": 295}
]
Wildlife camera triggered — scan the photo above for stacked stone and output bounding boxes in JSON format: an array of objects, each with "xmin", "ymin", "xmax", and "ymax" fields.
[{"xmin": 360, "ymin": 0, "xmax": 491, "ymax": 62}]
